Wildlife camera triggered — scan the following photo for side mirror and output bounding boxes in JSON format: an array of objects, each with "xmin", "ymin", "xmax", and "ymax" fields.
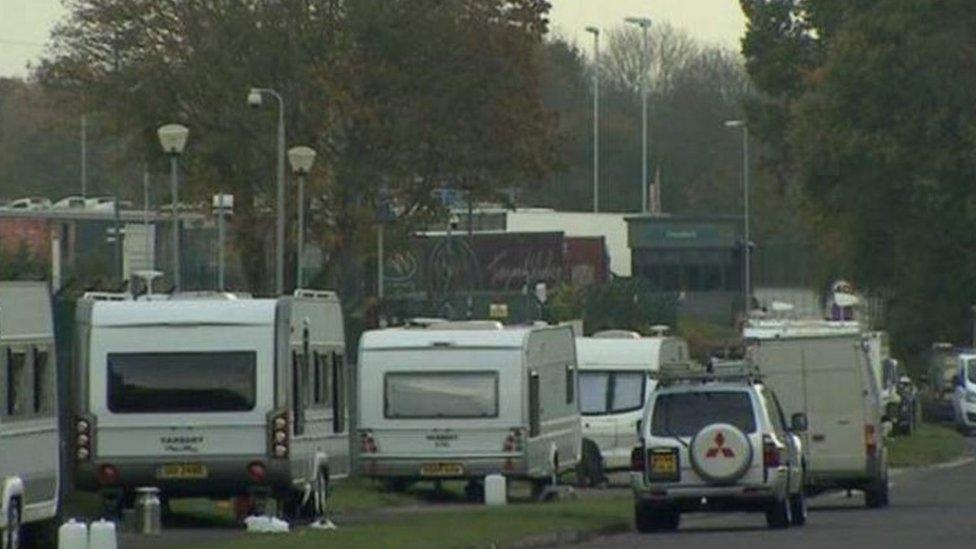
[{"xmin": 790, "ymin": 413, "xmax": 808, "ymax": 433}]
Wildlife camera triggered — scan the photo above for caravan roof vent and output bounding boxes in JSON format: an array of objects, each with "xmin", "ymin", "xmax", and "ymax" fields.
[
  {"xmin": 82, "ymin": 292, "xmax": 130, "ymax": 302},
  {"xmin": 294, "ymin": 289, "xmax": 338, "ymax": 300},
  {"xmin": 593, "ymin": 330, "xmax": 641, "ymax": 339}
]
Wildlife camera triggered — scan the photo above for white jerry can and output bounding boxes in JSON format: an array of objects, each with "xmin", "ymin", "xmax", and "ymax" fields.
[
  {"xmin": 57, "ymin": 519, "xmax": 88, "ymax": 549},
  {"xmin": 484, "ymin": 474, "xmax": 507, "ymax": 506},
  {"xmin": 89, "ymin": 519, "xmax": 118, "ymax": 549}
]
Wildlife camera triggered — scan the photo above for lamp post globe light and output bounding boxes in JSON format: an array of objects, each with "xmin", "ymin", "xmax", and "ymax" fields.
[
  {"xmin": 585, "ymin": 25, "xmax": 600, "ymax": 213},
  {"xmin": 157, "ymin": 123, "xmax": 189, "ymax": 292},
  {"xmin": 624, "ymin": 16, "xmax": 652, "ymax": 213},
  {"xmin": 724, "ymin": 119, "xmax": 751, "ymax": 310},
  {"xmin": 288, "ymin": 146, "xmax": 316, "ymax": 290},
  {"xmin": 247, "ymin": 86, "xmax": 286, "ymax": 295}
]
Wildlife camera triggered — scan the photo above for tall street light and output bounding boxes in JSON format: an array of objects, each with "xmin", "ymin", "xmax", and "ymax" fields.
[
  {"xmin": 725, "ymin": 119, "xmax": 751, "ymax": 310},
  {"xmin": 288, "ymin": 146, "xmax": 316, "ymax": 290},
  {"xmin": 157, "ymin": 123, "xmax": 189, "ymax": 292},
  {"xmin": 585, "ymin": 26, "xmax": 601, "ymax": 213},
  {"xmin": 248, "ymin": 87, "xmax": 286, "ymax": 295},
  {"xmin": 625, "ymin": 16, "xmax": 652, "ymax": 213}
]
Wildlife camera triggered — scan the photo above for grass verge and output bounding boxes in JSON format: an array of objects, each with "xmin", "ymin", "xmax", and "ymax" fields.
[
  {"xmin": 887, "ymin": 422, "xmax": 968, "ymax": 468},
  {"xmin": 194, "ymin": 497, "xmax": 632, "ymax": 549}
]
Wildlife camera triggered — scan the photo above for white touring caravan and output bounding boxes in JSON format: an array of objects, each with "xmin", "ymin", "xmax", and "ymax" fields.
[
  {"xmin": 0, "ymin": 282, "xmax": 61, "ymax": 548},
  {"xmin": 574, "ymin": 330, "xmax": 689, "ymax": 485},
  {"xmin": 744, "ymin": 319, "xmax": 889, "ymax": 508},
  {"xmin": 72, "ymin": 289, "xmax": 348, "ymax": 518},
  {"xmin": 357, "ymin": 321, "xmax": 581, "ymax": 498}
]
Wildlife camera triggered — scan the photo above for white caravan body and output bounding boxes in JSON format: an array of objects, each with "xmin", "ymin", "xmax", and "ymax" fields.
[
  {"xmin": 357, "ymin": 322, "xmax": 581, "ymax": 481},
  {"xmin": 0, "ymin": 282, "xmax": 60, "ymax": 539},
  {"xmin": 744, "ymin": 319, "xmax": 887, "ymax": 493},
  {"xmin": 575, "ymin": 333, "xmax": 688, "ymax": 470},
  {"xmin": 73, "ymin": 290, "xmax": 348, "ymax": 507}
]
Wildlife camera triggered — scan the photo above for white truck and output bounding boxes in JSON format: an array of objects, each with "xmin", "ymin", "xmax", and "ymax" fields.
[
  {"xmin": 743, "ymin": 319, "xmax": 889, "ymax": 508},
  {"xmin": 72, "ymin": 289, "xmax": 349, "ymax": 518},
  {"xmin": 357, "ymin": 321, "xmax": 581, "ymax": 498},
  {"xmin": 575, "ymin": 330, "xmax": 689, "ymax": 485},
  {"xmin": 0, "ymin": 282, "xmax": 61, "ymax": 548}
]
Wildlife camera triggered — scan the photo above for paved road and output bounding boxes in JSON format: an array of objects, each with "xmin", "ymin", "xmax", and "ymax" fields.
[{"xmin": 583, "ymin": 456, "xmax": 976, "ymax": 549}]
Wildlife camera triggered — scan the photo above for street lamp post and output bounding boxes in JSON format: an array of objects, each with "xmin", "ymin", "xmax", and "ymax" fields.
[
  {"xmin": 725, "ymin": 119, "xmax": 751, "ymax": 309},
  {"xmin": 288, "ymin": 146, "xmax": 316, "ymax": 290},
  {"xmin": 625, "ymin": 16, "xmax": 652, "ymax": 213},
  {"xmin": 585, "ymin": 26, "xmax": 601, "ymax": 213},
  {"xmin": 213, "ymin": 193, "xmax": 234, "ymax": 291},
  {"xmin": 248, "ymin": 87, "xmax": 286, "ymax": 295},
  {"xmin": 157, "ymin": 123, "xmax": 189, "ymax": 292}
]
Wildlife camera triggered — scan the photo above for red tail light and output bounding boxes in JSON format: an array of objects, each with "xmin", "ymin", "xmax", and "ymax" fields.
[
  {"xmin": 502, "ymin": 428, "xmax": 524, "ymax": 452},
  {"xmin": 98, "ymin": 464, "xmax": 119, "ymax": 485},
  {"xmin": 865, "ymin": 424, "xmax": 877, "ymax": 457},
  {"xmin": 360, "ymin": 430, "xmax": 378, "ymax": 454},
  {"xmin": 268, "ymin": 410, "xmax": 289, "ymax": 459},
  {"xmin": 76, "ymin": 416, "xmax": 93, "ymax": 462},
  {"xmin": 630, "ymin": 446, "xmax": 646, "ymax": 472},
  {"xmin": 763, "ymin": 435, "xmax": 781, "ymax": 468},
  {"xmin": 247, "ymin": 461, "xmax": 267, "ymax": 482}
]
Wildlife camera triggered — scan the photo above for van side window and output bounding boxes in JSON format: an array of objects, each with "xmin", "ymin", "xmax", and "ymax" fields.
[
  {"xmin": 6, "ymin": 349, "xmax": 27, "ymax": 417},
  {"xmin": 33, "ymin": 347, "xmax": 52, "ymax": 415},
  {"xmin": 332, "ymin": 353, "xmax": 345, "ymax": 433},
  {"xmin": 529, "ymin": 372, "xmax": 541, "ymax": 437},
  {"xmin": 565, "ymin": 365, "xmax": 575, "ymax": 404}
]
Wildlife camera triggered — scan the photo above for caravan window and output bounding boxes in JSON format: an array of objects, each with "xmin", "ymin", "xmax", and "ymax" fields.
[
  {"xmin": 385, "ymin": 371, "xmax": 498, "ymax": 419},
  {"xmin": 611, "ymin": 372, "xmax": 645, "ymax": 413},
  {"xmin": 580, "ymin": 372, "xmax": 610, "ymax": 414},
  {"xmin": 33, "ymin": 348, "xmax": 53, "ymax": 414},
  {"xmin": 580, "ymin": 371, "xmax": 647, "ymax": 415},
  {"xmin": 107, "ymin": 352, "xmax": 256, "ymax": 413},
  {"xmin": 6, "ymin": 349, "xmax": 28, "ymax": 416}
]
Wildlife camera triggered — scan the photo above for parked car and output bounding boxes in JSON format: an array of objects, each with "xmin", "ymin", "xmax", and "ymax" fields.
[
  {"xmin": 0, "ymin": 282, "xmax": 61, "ymax": 547},
  {"xmin": 744, "ymin": 318, "xmax": 890, "ymax": 508},
  {"xmin": 951, "ymin": 353, "xmax": 976, "ymax": 434},
  {"xmin": 5, "ymin": 197, "xmax": 51, "ymax": 211},
  {"xmin": 631, "ymin": 361, "xmax": 807, "ymax": 532},
  {"xmin": 357, "ymin": 321, "xmax": 581, "ymax": 499},
  {"xmin": 574, "ymin": 329, "xmax": 689, "ymax": 486},
  {"xmin": 72, "ymin": 289, "xmax": 349, "ymax": 519}
]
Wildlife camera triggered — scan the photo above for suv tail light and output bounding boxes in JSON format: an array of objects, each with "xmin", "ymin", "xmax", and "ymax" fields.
[
  {"xmin": 762, "ymin": 435, "xmax": 781, "ymax": 468},
  {"xmin": 268, "ymin": 410, "xmax": 289, "ymax": 459},
  {"xmin": 630, "ymin": 446, "xmax": 646, "ymax": 472},
  {"xmin": 76, "ymin": 416, "xmax": 93, "ymax": 462},
  {"xmin": 502, "ymin": 428, "xmax": 524, "ymax": 452},
  {"xmin": 865, "ymin": 424, "xmax": 877, "ymax": 457},
  {"xmin": 359, "ymin": 429, "xmax": 378, "ymax": 454}
]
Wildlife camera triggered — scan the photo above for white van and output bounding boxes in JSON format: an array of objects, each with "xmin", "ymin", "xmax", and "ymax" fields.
[
  {"xmin": 574, "ymin": 331, "xmax": 688, "ymax": 485},
  {"xmin": 951, "ymin": 352, "xmax": 976, "ymax": 432},
  {"xmin": 0, "ymin": 282, "xmax": 61, "ymax": 548},
  {"xmin": 72, "ymin": 289, "xmax": 348, "ymax": 518},
  {"xmin": 357, "ymin": 322, "xmax": 580, "ymax": 497},
  {"xmin": 743, "ymin": 319, "xmax": 889, "ymax": 508}
]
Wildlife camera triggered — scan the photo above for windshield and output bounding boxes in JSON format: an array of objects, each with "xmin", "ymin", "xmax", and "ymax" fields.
[
  {"xmin": 967, "ymin": 358, "xmax": 976, "ymax": 384},
  {"xmin": 651, "ymin": 391, "xmax": 756, "ymax": 437},
  {"xmin": 579, "ymin": 371, "xmax": 647, "ymax": 416},
  {"xmin": 107, "ymin": 352, "xmax": 256, "ymax": 413},
  {"xmin": 384, "ymin": 371, "xmax": 498, "ymax": 419}
]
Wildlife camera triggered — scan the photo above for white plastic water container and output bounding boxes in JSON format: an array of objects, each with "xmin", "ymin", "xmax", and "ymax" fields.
[
  {"xmin": 484, "ymin": 474, "xmax": 507, "ymax": 506},
  {"xmin": 89, "ymin": 519, "xmax": 118, "ymax": 549},
  {"xmin": 57, "ymin": 519, "xmax": 88, "ymax": 549}
]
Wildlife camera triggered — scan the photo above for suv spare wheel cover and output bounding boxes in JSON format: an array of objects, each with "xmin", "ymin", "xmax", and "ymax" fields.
[{"xmin": 690, "ymin": 423, "xmax": 753, "ymax": 483}]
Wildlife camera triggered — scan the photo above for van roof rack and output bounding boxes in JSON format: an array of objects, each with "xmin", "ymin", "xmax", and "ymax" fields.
[
  {"xmin": 82, "ymin": 291, "xmax": 130, "ymax": 301},
  {"xmin": 426, "ymin": 320, "xmax": 504, "ymax": 331},
  {"xmin": 654, "ymin": 360, "xmax": 762, "ymax": 386},
  {"xmin": 294, "ymin": 289, "xmax": 337, "ymax": 300},
  {"xmin": 403, "ymin": 317, "xmax": 447, "ymax": 328},
  {"xmin": 171, "ymin": 291, "xmax": 252, "ymax": 300},
  {"xmin": 593, "ymin": 329, "xmax": 641, "ymax": 339}
]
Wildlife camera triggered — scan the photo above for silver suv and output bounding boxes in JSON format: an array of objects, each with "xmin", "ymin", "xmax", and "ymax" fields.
[{"xmin": 631, "ymin": 361, "xmax": 807, "ymax": 532}]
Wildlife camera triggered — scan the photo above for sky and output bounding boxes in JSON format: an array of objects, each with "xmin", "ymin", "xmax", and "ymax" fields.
[{"xmin": 0, "ymin": 0, "xmax": 747, "ymax": 78}]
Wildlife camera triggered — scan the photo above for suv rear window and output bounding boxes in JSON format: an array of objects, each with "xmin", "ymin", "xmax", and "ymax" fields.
[{"xmin": 651, "ymin": 391, "xmax": 756, "ymax": 437}]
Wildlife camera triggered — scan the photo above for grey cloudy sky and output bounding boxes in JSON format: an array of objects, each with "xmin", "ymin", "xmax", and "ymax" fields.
[{"xmin": 0, "ymin": 0, "xmax": 746, "ymax": 77}]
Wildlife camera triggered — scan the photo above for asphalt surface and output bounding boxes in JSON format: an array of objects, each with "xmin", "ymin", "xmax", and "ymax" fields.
[{"xmin": 583, "ymin": 453, "xmax": 976, "ymax": 549}]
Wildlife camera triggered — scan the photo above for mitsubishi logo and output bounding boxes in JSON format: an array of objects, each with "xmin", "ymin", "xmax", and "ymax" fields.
[{"xmin": 705, "ymin": 432, "xmax": 735, "ymax": 459}]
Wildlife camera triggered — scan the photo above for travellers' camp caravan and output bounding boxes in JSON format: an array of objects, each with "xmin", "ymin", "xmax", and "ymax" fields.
[
  {"xmin": 357, "ymin": 322, "xmax": 581, "ymax": 496},
  {"xmin": 574, "ymin": 330, "xmax": 688, "ymax": 484},
  {"xmin": 72, "ymin": 289, "xmax": 348, "ymax": 517},
  {"xmin": 0, "ymin": 282, "xmax": 61, "ymax": 547},
  {"xmin": 744, "ymin": 318, "xmax": 889, "ymax": 508}
]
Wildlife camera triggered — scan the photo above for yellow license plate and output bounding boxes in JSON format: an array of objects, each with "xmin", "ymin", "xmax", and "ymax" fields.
[
  {"xmin": 419, "ymin": 463, "xmax": 464, "ymax": 477},
  {"xmin": 157, "ymin": 463, "xmax": 209, "ymax": 479},
  {"xmin": 650, "ymin": 452, "xmax": 678, "ymax": 475}
]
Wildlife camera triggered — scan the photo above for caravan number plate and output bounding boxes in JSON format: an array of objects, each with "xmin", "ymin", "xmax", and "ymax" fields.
[
  {"xmin": 157, "ymin": 463, "xmax": 209, "ymax": 480},
  {"xmin": 420, "ymin": 463, "xmax": 464, "ymax": 477}
]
